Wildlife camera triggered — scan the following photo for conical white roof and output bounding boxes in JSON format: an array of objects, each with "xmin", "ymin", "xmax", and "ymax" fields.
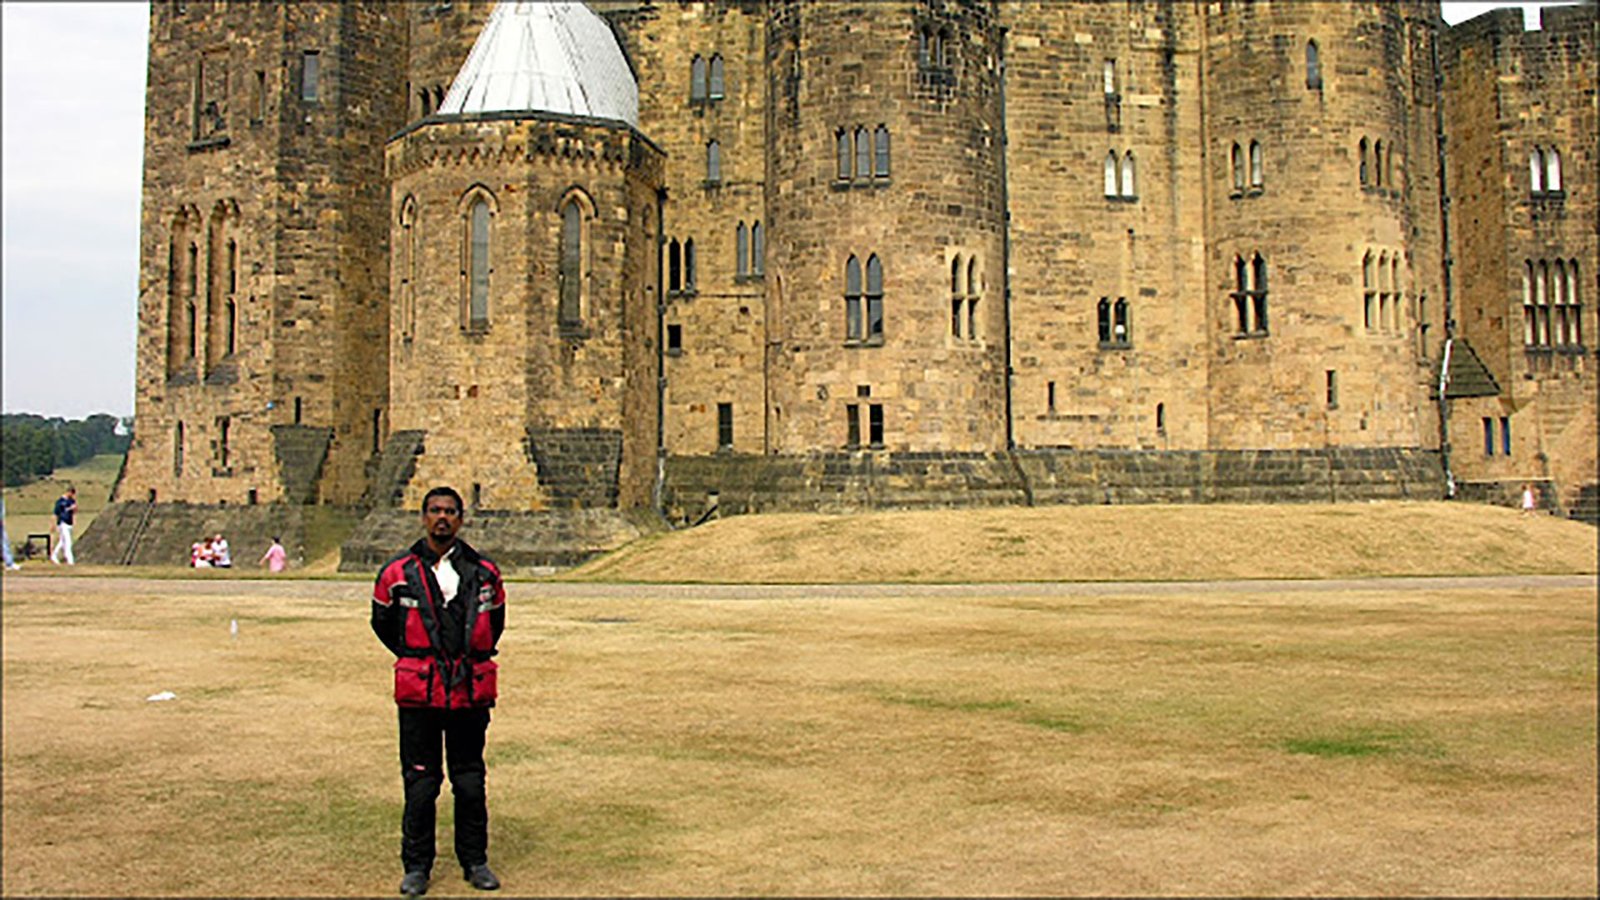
[{"xmin": 439, "ymin": 1, "xmax": 638, "ymax": 128}]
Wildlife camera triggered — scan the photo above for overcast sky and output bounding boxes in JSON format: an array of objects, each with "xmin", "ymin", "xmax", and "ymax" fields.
[{"xmin": 0, "ymin": 1, "xmax": 1580, "ymax": 420}]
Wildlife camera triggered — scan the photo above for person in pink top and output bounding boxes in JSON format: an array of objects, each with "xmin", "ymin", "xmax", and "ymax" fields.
[{"xmin": 259, "ymin": 536, "xmax": 288, "ymax": 573}]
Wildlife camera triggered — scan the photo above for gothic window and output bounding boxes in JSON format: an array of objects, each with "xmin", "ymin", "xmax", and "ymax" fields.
[
  {"xmin": 1378, "ymin": 252, "xmax": 1391, "ymax": 332},
  {"xmin": 737, "ymin": 222, "xmax": 750, "ymax": 278},
  {"xmin": 559, "ymin": 194, "xmax": 589, "ymax": 329},
  {"xmin": 966, "ymin": 257, "xmax": 979, "ymax": 340},
  {"xmin": 706, "ymin": 139, "xmax": 722, "ymax": 185},
  {"xmin": 684, "ymin": 238, "xmax": 697, "ymax": 291},
  {"xmin": 300, "ymin": 50, "xmax": 319, "ymax": 102},
  {"xmin": 1249, "ymin": 140, "xmax": 1263, "ymax": 189},
  {"xmin": 1373, "ymin": 140, "xmax": 1384, "ymax": 187},
  {"xmin": 1104, "ymin": 59, "xmax": 1117, "ymax": 96},
  {"xmin": 1104, "ymin": 152, "xmax": 1119, "ymax": 197},
  {"xmin": 1390, "ymin": 256, "xmax": 1401, "ymax": 331},
  {"xmin": 836, "ymin": 129, "xmax": 851, "ymax": 181},
  {"xmin": 1546, "ymin": 147, "xmax": 1562, "ymax": 193},
  {"xmin": 1537, "ymin": 259, "xmax": 1550, "ymax": 346},
  {"xmin": 1233, "ymin": 256, "xmax": 1250, "ymax": 335},
  {"xmin": 461, "ymin": 190, "xmax": 495, "ymax": 330},
  {"xmin": 1114, "ymin": 298, "xmax": 1130, "ymax": 345},
  {"xmin": 918, "ymin": 27, "xmax": 933, "ymax": 67},
  {"xmin": 1363, "ymin": 251, "xmax": 1376, "ymax": 331},
  {"xmin": 691, "ymin": 55, "xmax": 707, "ymax": 102},
  {"xmin": 751, "ymin": 221, "xmax": 764, "ymax": 276},
  {"xmin": 845, "ymin": 255, "xmax": 863, "ymax": 341},
  {"xmin": 398, "ymin": 196, "xmax": 418, "ymax": 342},
  {"xmin": 1570, "ymin": 260, "xmax": 1583, "ymax": 347},
  {"xmin": 1097, "ymin": 297, "xmax": 1111, "ymax": 343},
  {"xmin": 866, "ymin": 254, "xmax": 884, "ymax": 341},
  {"xmin": 1306, "ymin": 40, "xmax": 1322, "ymax": 90},
  {"xmin": 1523, "ymin": 260, "xmax": 1536, "ymax": 346},
  {"xmin": 1530, "ymin": 147, "xmax": 1545, "ymax": 193},
  {"xmin": 709, "ymin": 54, "xmax": 726, "ymax": 101},
  {"xmin": 952, "ymin": 257, "xmax": 965, "ymax": 338},
  {"xmin": 1121, "ymin": 152, "xmax": 1137, "ymax": 198},
  {"xmin": 1231, "ymin": 142, "xmax": 1245, "ymax": 192},
  {"xmin": 855, "ymin": 127, "xmax": 871, "ymax": 180},
  {"xmin": 874, "ymin": 126, "xmax": 890, "ymax": 178},
  {"xmin": 936, "ymin": 29, "xmax": 950, "ymax": 67},
  {"xmin": 1251, "ymin": 254, "xmax": 1269, "ymax": 334},
  {"xmin": 1359, "ymin": 138, "xmax": 1370, "ymax": 186},
  {"xmin": 1554, "ymin": 260, "xmax": 1569, "ymax": 345}
]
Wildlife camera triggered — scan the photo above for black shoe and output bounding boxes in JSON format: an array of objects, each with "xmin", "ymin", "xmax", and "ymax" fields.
[
  {"xmin": 464, "ymin": 863, "xmax": 500, "ymax": 891},
  {"xmin": 399, "ymin": 870, "xmax": 430, "ymax": 896}
]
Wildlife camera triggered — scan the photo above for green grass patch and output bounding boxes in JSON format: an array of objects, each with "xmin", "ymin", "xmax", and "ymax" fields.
[{"xmin": 1281, "ymin": 730, "xmax": 1411, "ymax": 758}]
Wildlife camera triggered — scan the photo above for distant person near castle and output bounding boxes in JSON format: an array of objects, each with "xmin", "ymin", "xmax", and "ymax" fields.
[{"xmin": 50, "ymin": 486, "xmax": 76, "ymax": 565}]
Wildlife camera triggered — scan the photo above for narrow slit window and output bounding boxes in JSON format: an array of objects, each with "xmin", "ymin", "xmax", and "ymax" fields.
[
  {"xmin": 708, "ymin": 54, "xmax": 725, "ymax": 100},
  {"xmin": 467, "ymin": 198, "xmax": 490, "ymax": 327},
  {"xmin": 300, "ymin": 51, "xmax": 319, "ymax": 102}
]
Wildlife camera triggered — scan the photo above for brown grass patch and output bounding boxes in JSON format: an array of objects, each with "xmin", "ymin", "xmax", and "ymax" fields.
[
  {"xmin": 566, "ymin": 501, "xmax": 1599, "ymax": 583},
  {"xmin": 3, "ymin": 576, "xmax": 1594, "ymax": 896}
]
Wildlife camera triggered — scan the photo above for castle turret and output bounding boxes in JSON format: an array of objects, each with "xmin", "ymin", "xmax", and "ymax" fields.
[{"xmin": 764, "ymin": 0, "xmax": 1009, "ymax": 453}]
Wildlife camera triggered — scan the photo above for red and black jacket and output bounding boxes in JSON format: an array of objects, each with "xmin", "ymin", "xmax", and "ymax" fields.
[{"xmin": 372, "ymin": 538, "xmax": 505, "ymax": 709}]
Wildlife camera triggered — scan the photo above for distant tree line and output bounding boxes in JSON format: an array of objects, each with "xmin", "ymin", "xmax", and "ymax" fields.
[{"xmin": 1, "ymin": 414, "xmax": 131, "ymax": 487}]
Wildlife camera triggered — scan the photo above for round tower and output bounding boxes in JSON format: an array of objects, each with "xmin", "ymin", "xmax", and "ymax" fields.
[
  {"xmin": 764, "ymin": 0, "xmax": 1008, "ymax": 454},
  {"xmin": 1200, "ymin": 0, "xmax": 1443, "ymax": 451}
]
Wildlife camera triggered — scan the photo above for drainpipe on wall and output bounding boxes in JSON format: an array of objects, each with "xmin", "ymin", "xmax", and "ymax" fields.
[
  {"xmin": 1430, "ymin": 20, "xmax": 1457, "ymax": 499},
  {"xmin": 652, "ymin": 186, "xmax": 669, "ymax": 515}
]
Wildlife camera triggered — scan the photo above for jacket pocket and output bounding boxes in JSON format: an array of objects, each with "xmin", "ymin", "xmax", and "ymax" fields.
[
  {"xmin": 470, "ymin": 659, "xmax": 498, "ymax": 705},
  {"xmin": 394, "ymin": 656, "xmax": 434, "ymax": 706}
]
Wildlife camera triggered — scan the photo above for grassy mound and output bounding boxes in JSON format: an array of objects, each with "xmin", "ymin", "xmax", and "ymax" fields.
[{"xmin": 565, "ymin": 501, "xmax": 1598, "ymax": 583}]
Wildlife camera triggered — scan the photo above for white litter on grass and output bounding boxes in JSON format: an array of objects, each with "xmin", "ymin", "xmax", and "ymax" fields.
[{"xmin": 146, "ymin": 691, "xmax": 177, "ymax": 702}]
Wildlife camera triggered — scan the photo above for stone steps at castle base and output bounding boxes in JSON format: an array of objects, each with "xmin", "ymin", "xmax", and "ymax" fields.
[
  {"xmin": 339, "ymin": 507, "xmax": 664, "ymax": 573},
  {"xmin": 662, "ymin": 448, "xmax": 1446, "ymax": 524},
  {"xmin": 74, "ymin": 502, "xmax": 309, "ymax": 567},
  {"xmin": 1567, "ymin": 483, "xmax": 1599, "ymax": 526}
]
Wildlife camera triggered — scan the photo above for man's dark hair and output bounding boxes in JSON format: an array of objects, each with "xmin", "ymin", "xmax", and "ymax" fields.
[{"xmin": 421, "ymin": 486, "xmax": 464, "ymax": 515}]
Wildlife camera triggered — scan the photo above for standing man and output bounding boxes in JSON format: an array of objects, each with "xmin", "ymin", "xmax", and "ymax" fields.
[
  {"xmin": 372, "ymin": 486, "xmax": 505, "ymax": 897},
  {"xmin": 50, "ymin": 486, "xmax": 77, "ymax": 565}
]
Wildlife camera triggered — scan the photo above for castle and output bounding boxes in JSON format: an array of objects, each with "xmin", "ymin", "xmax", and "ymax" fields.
[{"xmin": 92, "ymin": 0, "xmax": 1596, "ymax": 567}]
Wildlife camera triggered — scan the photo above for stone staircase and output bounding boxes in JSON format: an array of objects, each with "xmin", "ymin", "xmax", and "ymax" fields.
[
  {"xmin": 339, "ymin": 506, "xmax": 663, "ymax": 572},
  {"xmin": 271, "ymin": 425, "xmax": 334, "ymax": 505},
  {"xmin": 1569, "ymin": 483, "xmax": 1599, "ymax": 526},
  {"xmin": 526, "ymin": 427, "xmax": 623, "ymax": 508},
  {"xmin": 361, "ymin": 430, "xmax": 427, "ymax": 511}
]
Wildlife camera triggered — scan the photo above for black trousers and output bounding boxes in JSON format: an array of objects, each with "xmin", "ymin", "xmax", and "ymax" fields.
[{"xmin": 398, "ymin": 706, "xmax": 491, "ymax": 874}]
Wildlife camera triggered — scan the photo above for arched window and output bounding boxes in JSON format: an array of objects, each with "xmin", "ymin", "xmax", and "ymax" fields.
[
  {"xmin": 1363, "ymin": 251, "xmax": 1376, "ymax": 331},
  {"xmin": 737, "ymin": 221, "xmax": 750, "ymax": 278},
  {"xmin": 1535, "ymin": 260, "xmax": 1550, "ymax": 346},
  {"xmin": 668, "ymin": 239, "xmax": 682, "ymax": 293},
  {"xmin": 465, "ymin": 196, "xmax": 491, "ymax": 328},
  {"xmin": 706, "ymin": 140, "xmax": 721, "ymax": 184},
  {"xmin": 1570, "ymin": 260, "xmax": 1583, "ymax": 346},
  {"xmin": 751, "ymin": 222, "xmax": 764, "ymax": 276},
  {"xmin": 1523, "ymin": 260, "xmax": 1536, "ymax": 346},
  {"xmin": 559, "ymin": 197, "xmax": 585, "ymax": 327},
  {"xmin": 1359, "ymin": 138, "xmax": 1370, "ymax": 186},
  {"xmin": 1390, "ymin": 256, "xmax": 1401, "ymax": 331},
  {"xmin": 855, "ymin": 127, "xmax": 871, "ymax": 179},
  {"xmin": 684, "ymin": 237, "xmax": 697, "ymax": 291},
  {"xmin": 398, "ymin": 195, "xmax": 418, "ymax": 341},
  {"xmin": 1097, "ymin": 297, "xmax": 1112, "ymax": 343},
  {"xmin": 836, "ymin": 129, "xmax": 851, "ymax": 181},
  {"xmin": 1546, "ymin": 147, "xmax": 1562, "ymax": 192},
  {"xmin": 1554, "ymin": 260, "xmax": 1569, "ymax": 345},
  {"xmin": 1231, "ymin": 142, "xmax": 1244, "ymax": 192},
  {"xmin": 1105, "ymin": 152, "xmax": 1119, "ymax": 197},
  {"xmin": 845, "ymin": 255, "xmax": 863, "ymax": 341},
  {"xmin": 1249, "ymin": 140, "xmax": 1263, "ymax": 188},
  {"xmin": 1251, "ymin": 253, "xmax": 1269, "ymax": 334},
  {"xmin": 1378, "ymin": 252, "xmax": 1391, "ymax": 332},
  {"xmin": 951, "ymin": 256, "xmax": 964, "ymax": 338},
  {"xmin": 1530, "ymin": 147, "xmax": 1545, "ymax": 193},
  {"xmin": 966, "ymin": 257, "xmax": 979, "ymax": 340},
  {"xmin": 1113, "ymin": 298, "xmax": 1130, "ymax": 344},
  {"xmin": 691, "ymin": 55, "xmax": 707, "ymax": 102},
  {"xmin": 1373, "ymin": 140, "xmax": 1384, "ymax": 187},
  {"xmin": 865, "ymin": 254, "xmax": 884, "ymax": 340},
  {"xmin": 918, "ymin": 27, "xmax": 933, "ymax": 67},
  {"xmin": 1121, "ymin": 151, "xmax": 1137, "ymax": 198},
  {"xmin": 1233, "ymin": 256, "xmax": 1250, "ymax": 334},
  {"xmin": 708, "ymin": 54, "xmax": 725, "ymax": 101},
  {"xmin": 874, "ymin": 126, "xmax": 890, "ymax": 178},
  {"xmin": 1305, "ymin": 40, "xmax": 1322, "ymax": 89}
]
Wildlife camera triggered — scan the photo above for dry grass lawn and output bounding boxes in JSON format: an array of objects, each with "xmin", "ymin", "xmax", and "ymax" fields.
[
  {"xmin": 569, "ymin": 501, "xmax": 1599, "ymax": 583},
  {"xmin": 3, "ymin": 574, "xmax": 1594, "ymax": 896}
]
